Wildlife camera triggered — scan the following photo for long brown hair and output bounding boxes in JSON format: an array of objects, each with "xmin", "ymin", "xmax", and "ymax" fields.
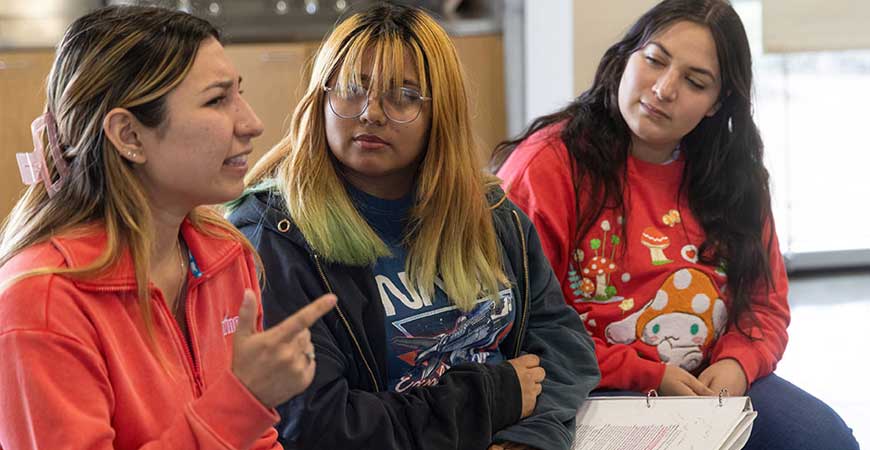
[
  {"xmin": 244, "ymin": 4, "xmax": 506, "ymax": 310},
  {"xmin": 0, "ymin": 6, "xmax": 256, "ymax": 350}
]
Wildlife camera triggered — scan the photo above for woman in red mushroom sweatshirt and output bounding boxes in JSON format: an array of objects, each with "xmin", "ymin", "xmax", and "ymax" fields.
[{"xmin": 495, "ymin": 1, "xmax": 858, "ymax": 449}]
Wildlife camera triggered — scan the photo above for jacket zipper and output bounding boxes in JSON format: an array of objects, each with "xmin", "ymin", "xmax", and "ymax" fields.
[
  {"xmin": 511, "ymin": 210, "xmax": 531, "ymax": 358},
  {"xmin": 182, "ymin": 284, "xmax": 205, "ymax": 392},
  {"xmin": 313, "ymin": 253, "xmax": 380, "ymax": 392},
  {"xmin": 154, "ymin": 287, "xmax": 203, "ymax": 396}
]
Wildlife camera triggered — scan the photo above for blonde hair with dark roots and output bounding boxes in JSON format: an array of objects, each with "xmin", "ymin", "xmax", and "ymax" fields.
[
  {"xmin": 0, "ymin": 6, "xmax": 258, "ymax": 354},
  {"xmin": 246, "ymin": 4, "xmax": 506, "ymax": 310}
]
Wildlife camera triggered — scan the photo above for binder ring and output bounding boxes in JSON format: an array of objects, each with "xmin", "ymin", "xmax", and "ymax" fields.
[
  {"xmin": 718, "ymin": 388, "xmax": 729, "ymax": 407},
  {"xmin": 646, "ymin": 389, "xmax": 658, "ymax": 408}
]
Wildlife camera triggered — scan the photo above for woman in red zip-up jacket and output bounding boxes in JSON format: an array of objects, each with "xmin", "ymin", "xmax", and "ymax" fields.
[{"xmin": 0, "ymin": 6, "xmax": 334, "ymax": 450}]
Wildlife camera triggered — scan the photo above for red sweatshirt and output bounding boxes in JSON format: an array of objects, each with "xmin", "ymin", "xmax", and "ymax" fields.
[
  {"xmin": 498, "ymin": 123, "xmax": 790, "ymax": 393},
  {"xmin": 0, "ymin": 220, "xmax": 280, "ymax": 450}
]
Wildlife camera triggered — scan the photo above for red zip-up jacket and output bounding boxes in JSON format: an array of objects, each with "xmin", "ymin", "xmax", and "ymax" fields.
[
  {"xmin": 498, "ymin": 123, "xmax": 790, "ymax": 393},
  {"xmin": 0, "ymin": 220, "xmax": 281, "ymax": 450}
]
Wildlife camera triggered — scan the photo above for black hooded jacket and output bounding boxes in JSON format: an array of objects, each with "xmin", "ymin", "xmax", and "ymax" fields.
[{"xmin": 228, "ymin": 188, "xmax": 600, "ymax": 450}]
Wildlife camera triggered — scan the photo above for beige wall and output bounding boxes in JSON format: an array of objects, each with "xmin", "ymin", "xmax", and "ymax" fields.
[
  {"xmin": 0, "ymin": 50, "xmax": 55, "ymax": 220},
  {"xmin": 571, "ymin": 0, "xmax": 659, "ymax": 94},
  {"xmin": 0, "ymin": 35, "xmax": 505, "ymax": 219},
  {"xmin": 763, "ymin": 0, "xmax": 870, "ymax": 52},
  {"xmin": 522, "ymin": 0, "xmax": 658, "ymax": 125}
]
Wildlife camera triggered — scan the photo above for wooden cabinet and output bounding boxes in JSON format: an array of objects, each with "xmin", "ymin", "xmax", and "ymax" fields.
[
  {"xmin": 0, "ymin": 35, "xmax": 506, "ymax": 219},
  {"xmin": 0, "ymin": 50, "xmax": 55, "ymax": 219},
  {"xmin": 452, "ymin": 34, "xmax": 506, "ymax": 164}
]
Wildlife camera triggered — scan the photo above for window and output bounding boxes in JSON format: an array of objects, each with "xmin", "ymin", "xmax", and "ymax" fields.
[{"xmin": 734, "ymin": 0, "xmax": 870, "ymax": 267}]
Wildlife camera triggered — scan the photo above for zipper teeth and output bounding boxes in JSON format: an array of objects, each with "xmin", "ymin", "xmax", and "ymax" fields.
[
  {"xmin": 512, "ymin": 210, "xmax": 531, "ymax": 358},
  {"xmin": 155, "ymin": 289, "xmax": 202, "ymax": 396},
  {"xmin": 313, "ymin": 254, "xmax": 380, "ymax": 392},
  {"xmin": 182, "ymin": 282, "xmax": 204, "ymax": 391}
]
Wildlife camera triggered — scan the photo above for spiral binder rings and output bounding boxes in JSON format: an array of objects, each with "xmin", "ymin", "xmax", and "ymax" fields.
[{"xmin": 573, "ymin": 389, "xmax": 757, "ymax": 450}]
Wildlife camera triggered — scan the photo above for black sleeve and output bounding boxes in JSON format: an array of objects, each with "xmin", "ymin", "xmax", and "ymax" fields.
[
  {"xmin": 492, "ymin": 208, "xmax": 601, "ymax": 450},
  {"xmin": 240, "ymin": 222, "xmax": 523, "ymax": 450}
]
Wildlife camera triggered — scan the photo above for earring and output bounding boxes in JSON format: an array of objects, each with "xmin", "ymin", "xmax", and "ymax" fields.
[{"xmin": 127, "ymin": 151, "xmax": 136, "ymax": 158}]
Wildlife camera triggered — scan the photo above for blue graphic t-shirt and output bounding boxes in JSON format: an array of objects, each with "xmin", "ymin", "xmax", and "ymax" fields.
[{"xmin": 348, "ymin": 185, "xmax": 515, "ymax": 393}]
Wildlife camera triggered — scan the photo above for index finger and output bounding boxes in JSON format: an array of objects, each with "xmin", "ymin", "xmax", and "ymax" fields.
[{"xmin": 271, "ymin": 294, "xmax": 337, "ymax": 338}]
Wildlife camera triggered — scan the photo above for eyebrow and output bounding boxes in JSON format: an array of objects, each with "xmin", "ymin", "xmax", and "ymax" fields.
[
  {"xmin": 357, "ymin": 74, "xmax": 421, "ymax": 88},
  {"xmin": 202, "ymin": 76, "xmax": 242, "ymax": 93},
  {"xmin": 647, "ymin": 42, "xmax": 718, "ymax": 82}
]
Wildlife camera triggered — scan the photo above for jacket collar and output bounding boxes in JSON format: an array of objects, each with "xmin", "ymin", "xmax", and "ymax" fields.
[
  {"xmin": 51, "ymin": 218, "xmax": 243, "ymax": 291},
  {"xmin": 227, "ymin": 186, "xmax": 518, "ymax": 278},
  {"xmin": 231, "ymin": 186, "xmax": 512, "ymax": 236},
  {"xmin": 228, "ymin": 191, "xmax": 313, "ymax": 252}
]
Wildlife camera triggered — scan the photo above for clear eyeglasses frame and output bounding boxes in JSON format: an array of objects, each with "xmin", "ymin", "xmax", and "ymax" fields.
[{"xmin": 322, "ymin": 84, "xmax": 431, "ymax": 124}]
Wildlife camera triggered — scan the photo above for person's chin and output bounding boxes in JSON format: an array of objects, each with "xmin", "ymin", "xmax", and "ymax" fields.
[
  {"xmin": 346, "ymin": 157, "xmax": 392, "ymax": 175},
  {"xmin": 207, "ymin": 182, "xmax": 246, "ymax": 206},
  {"xmin": 632, "ymin": 124, "xmax": 674, "ymax": 145},
  {"xmin": 354, "ymin": 166, "xmax": 394, "ymax": 179}
]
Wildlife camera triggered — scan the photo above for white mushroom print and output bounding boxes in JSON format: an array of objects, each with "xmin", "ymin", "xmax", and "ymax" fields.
[
  {"xmin": 568, "ymin": 249, "xmax": 593, "ymax": 301},
  {"xmin": 583, "ymin": 255, "xmax": 617, "ymax": 298},
  {"xmin": 641, "ymin": 226, "xmax": 673, "ymax": 266},
  {"xmin": 604, "ymin": 268, "xmax": 727, "ymax": 371},
  {"xmin": 570, "ymin": 219, "xmax": 631, "ymax": 302},
  {"xmin": 601, "ymin": 220, "xmax": 612, "ymax": 251}
]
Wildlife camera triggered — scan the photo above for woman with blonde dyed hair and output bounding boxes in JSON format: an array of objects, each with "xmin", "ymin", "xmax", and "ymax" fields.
[
  {"xmin": 0, "ymin": 5, "xmax": 335, "ymax": 449},
  {"xmin": 229, "ymin": 4, "xmax": 599, "ymax": 449}
]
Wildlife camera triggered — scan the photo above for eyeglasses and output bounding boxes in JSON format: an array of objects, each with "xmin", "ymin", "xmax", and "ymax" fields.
[{"xmin": 323, "ymin": 84, "xmax": 431, "ymax": 124}]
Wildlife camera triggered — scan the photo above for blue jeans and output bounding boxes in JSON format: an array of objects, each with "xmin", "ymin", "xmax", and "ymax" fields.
[{"xmin": 590, "ymin": 374, "xmax": 859, "ymax": 450}]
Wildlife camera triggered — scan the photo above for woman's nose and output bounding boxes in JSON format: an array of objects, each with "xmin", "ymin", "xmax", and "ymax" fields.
[
  {"xmin": 359, "ymin": 90, "xmax": 387, "ymax": 126},
  {"xmin": 236, "ymin": 97, "xmax": 265, "ymax": 138},
  {"xmin": 652, "ymin": 71, "xmax": 678, "ymax": 102}
]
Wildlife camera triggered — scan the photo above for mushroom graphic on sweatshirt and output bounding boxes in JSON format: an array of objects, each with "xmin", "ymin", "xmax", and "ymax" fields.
[
  {"xmin": 604, "ymin": 268, "xmax": 727, "ymax": 371},
  {"xmin": 641, "ymin": 226, "xmax": 674, "ymax": 266},
  {"xmin": 568, "ymin": 219, "xmax": 632, "ymax": 303}
]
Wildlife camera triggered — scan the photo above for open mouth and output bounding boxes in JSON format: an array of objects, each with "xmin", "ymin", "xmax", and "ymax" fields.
[{"xmin": 223, "ymin": 153, "xmax": 249, "ymax": 167}]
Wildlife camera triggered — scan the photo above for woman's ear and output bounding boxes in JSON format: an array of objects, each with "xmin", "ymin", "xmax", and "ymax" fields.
[
  {"xmin": 706, "ymin": 101, "xmax": 722, "ymax": 117},
  {"xmin": 706, "ymin": 90, "xmax": 731, "ymax": 117},
  {"xmin": 103, "ymin": 108, "xmax": 147, "ymax": 164}
]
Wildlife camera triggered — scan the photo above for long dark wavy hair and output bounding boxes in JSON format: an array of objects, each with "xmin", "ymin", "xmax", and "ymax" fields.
[{"xmin": 494, "ymin": 0, "xmax": 773, "ymax": 337}]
